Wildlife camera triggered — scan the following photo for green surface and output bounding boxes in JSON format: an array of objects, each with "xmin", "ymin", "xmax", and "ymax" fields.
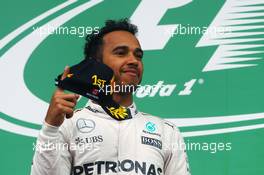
[{"xmin": 1, "ymin": 0, "xmax": 263, "ymax": 174}]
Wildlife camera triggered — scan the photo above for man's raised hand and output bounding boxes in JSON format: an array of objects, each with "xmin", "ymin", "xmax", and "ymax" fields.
[{"xmin": 45, "ymin": 66, "xmax": 79, "ymax": 127}]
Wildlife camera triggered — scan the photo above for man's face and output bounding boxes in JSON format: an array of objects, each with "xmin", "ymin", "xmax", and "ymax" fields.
[{"xmin": 102, "ymin": 31, "xmax": 143, "ymax": 90}]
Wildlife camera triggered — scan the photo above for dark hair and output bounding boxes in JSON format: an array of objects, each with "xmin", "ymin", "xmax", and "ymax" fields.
[{"xmin": 84, "ymin": 18, "xmax": 138, "ymax": 61}]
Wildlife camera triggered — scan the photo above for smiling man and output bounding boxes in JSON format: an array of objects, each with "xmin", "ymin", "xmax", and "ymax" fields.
[{"xmin": 31, "ymin": 19, "xmax": 190, "ymax": 175}]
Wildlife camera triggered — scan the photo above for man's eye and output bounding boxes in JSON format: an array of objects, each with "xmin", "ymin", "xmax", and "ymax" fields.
[
  {"xmin": 135, "ymin": 52, "xmax": 143, "ymax": 60},
  {"xmin": 115, "ymin": 50, "xmax": 127, "ymax": 56}
]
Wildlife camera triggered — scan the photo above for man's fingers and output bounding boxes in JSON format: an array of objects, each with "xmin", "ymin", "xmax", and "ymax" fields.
[
  {"xmin": 66, "ymin": 113, "xmax": 73, "ymax": 119},
  {"xmin": 59, "ymin": 106, "xmax": 74, "ymax": 118},
  {"xmin": 58, "ymin": 99, "xmax": 76, "ymax": 108},
  {"xmin": 52, "ymin": 66, "xmax": 79, "ymax": 120},
  {"xmin": 61, "ymin": 66, "xmax": 70, "ymax": 80},
  {"xmin": 61, "ymin": 106, "xmax": 74, "ymax": 119},
  {"xmin": 55, "ymin": 103, "xmax": 73, "ymax": 115},
  {"xmin": 55, "ymin": 93, "xmax": 79, "ymax": 101},
  {"xmin": 57, "ymin": 66, "xmax": 70, "ymax": 92}
]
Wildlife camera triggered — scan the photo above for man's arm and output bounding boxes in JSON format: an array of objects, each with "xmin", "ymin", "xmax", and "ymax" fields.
[
  {"xmin": 30, "ymin": 122, "xmax": 72, "ymax": 175},
  {"xmin": 31, "ymin": 66, "xmax": 79, "ymax": 175},
  {"xmin": 164, "ymin": 126, "xmax": 191, "ymax": 175}
]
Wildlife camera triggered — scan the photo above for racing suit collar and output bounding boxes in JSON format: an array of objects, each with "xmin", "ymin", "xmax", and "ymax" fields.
[{"xmin": 86, "ymin": 100, "xmax": 139, "ymax": 119}]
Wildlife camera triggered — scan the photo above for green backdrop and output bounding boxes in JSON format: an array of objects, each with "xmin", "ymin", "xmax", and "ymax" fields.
[{"xmin": 0, "ymin": 0, "xmax": 263, "ymax": 174}]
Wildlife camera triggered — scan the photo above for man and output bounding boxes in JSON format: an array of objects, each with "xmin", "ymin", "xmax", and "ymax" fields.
[{"xmin": 31, "ymin": 19, "xmax": 190, "ymax": 175}]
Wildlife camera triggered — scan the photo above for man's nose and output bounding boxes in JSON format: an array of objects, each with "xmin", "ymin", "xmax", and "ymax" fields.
[{"xmin": 127, "ymin": 53, "xmax": 139, "ymax": 66}]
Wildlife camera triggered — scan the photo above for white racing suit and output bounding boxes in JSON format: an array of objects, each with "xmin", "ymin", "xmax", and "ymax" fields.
[{"xmin": 31, "ymin": 101, "xmax": 190, "ymax": 175}]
